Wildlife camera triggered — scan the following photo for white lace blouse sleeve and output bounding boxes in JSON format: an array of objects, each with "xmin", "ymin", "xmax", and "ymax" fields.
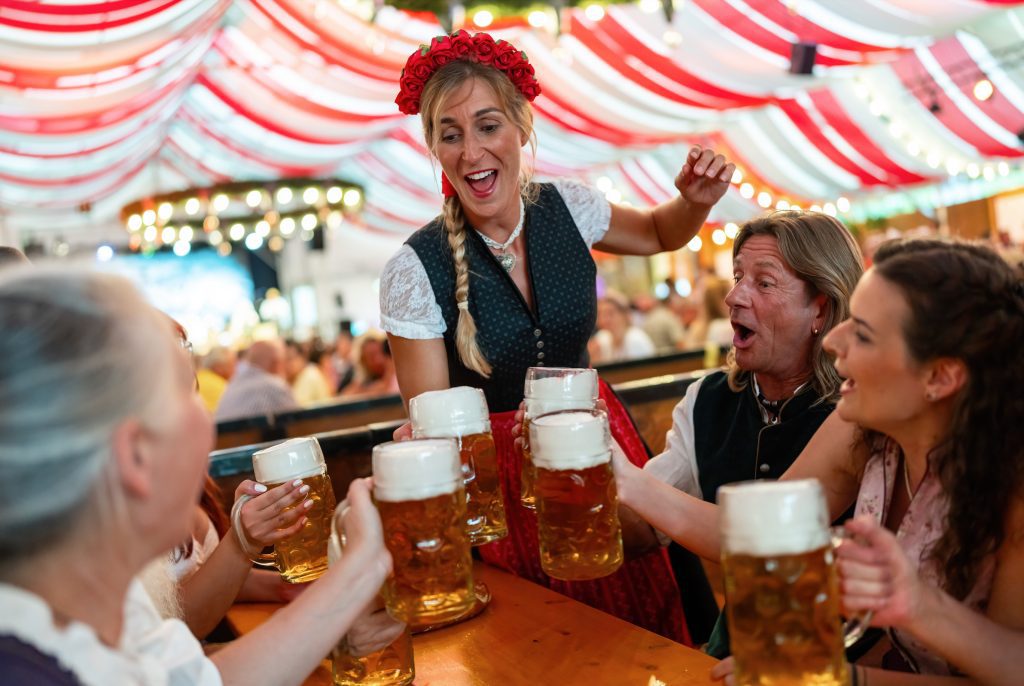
[
  {"xmin": 550, "ymin": 178, "xmax": 612, "ymax": 248},
  {"xmin": 643, "ymin": 376, "xmax": 705, "ymax": 546},
  {"xmin": 379, "ymin": 244, "xmax": 446, "ymax": 340}
]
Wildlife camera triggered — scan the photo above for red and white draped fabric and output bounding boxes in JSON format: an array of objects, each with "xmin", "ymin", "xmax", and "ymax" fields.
[{"xmin": 1, "ymin": 0, "xmax": 1023, "ymax": 243}]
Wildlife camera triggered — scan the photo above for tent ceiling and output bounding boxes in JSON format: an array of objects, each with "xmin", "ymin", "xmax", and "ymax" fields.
[{"xmin": 2, "ymin": 0, "xmax": 1023, "ymax": 247}]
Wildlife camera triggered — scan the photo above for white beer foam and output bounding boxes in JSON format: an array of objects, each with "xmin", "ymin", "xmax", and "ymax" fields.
[
  {"xmin": 410, "ymin": 386, "xmax": 489, "ymax": 438},
  {"xmin": 524, "ymin": 369, "xmax": 597, "ymax": 406},
  {"xmin": 252, "ymin": 437, "xmax": 325, "ymax": 484},
  {"xmin": 529, "ymin": 411, "xmax": 610, "ymax": 471},
  {"xmin": 372, "ymin": 439, "xmax": 463, "ymax": 502},
  {"xmin": 718, "ymin": 479, "xmax": 830, "ymax": 556},
  {"xmin": 525, "ymin": 372, "xmax": 598, "ymax": 417}
]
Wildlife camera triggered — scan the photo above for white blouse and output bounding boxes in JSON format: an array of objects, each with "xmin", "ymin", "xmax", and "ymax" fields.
[
  {"xmin": 379, "ymin": 179, "xmax": 611, "ymax": 340},
  {"xmin": 0, "ymin": 580, "xmax": 222, "ymax": 686}
]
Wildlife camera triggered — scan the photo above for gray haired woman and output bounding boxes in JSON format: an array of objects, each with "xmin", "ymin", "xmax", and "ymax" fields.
[{"xmin": 0, "ymin": 268, "xmax": 393, "ymax": 685}]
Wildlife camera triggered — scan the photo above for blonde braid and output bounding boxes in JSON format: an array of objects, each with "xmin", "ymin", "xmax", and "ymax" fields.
[{"xmin": 443, "ymin": 196, "xmax": 492, "ymax": 378}]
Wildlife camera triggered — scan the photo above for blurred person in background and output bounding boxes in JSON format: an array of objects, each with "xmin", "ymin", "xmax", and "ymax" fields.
[
  {"xmin": 341, "ymin": 332, "xmax": 399, "ymax": 398},
  {"xmin": 330, "ymin": 329, "xmax": 356, "ymax": 393},
  {"xmin": 685, "ymin": 277, "xmax": 733, "ymax": 351},
  {"xmin": 591, "ymin": 290, "xmax": 656, "ymax": 363},
  {"xmin": 636, "ymin": 293, "xmax": 687, "ymax": 353},
  {"xmin": 285, "ymin": 340, "xmax": 333, "ymax": 407},
  {"xmin": 215, "ymin": 338, "xmax": 297, "ymax": 422},
  {"xmin": 196, "ymin": 346, "xmax": 237, "ymax": 414}
]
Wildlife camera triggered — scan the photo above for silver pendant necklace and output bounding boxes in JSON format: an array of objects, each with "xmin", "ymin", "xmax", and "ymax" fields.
[{"xmin": 476, "ymin": 198, "xmax": 524, "ymax": 273}]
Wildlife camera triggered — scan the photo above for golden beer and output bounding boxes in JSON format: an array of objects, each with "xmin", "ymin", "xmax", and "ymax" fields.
[
  {"xmin": 521, "ymin": 367, "xmax": 599, "ymax": 511},
  {"xmin": 264, "ymin": 471, "xmax": 336, "ymax": 583},
  {"xmin": 458, "ymin": 432, "xmax": 507, "ymax": 545},
  {"xmin": 332, "ymin": 626, "xmax": 414, "ymax": 686},
  {"xmin": 535, "ymin": 462, "xmax": 623, "ymax": 580},
  {"xmin": 719, "ymin": 480, "xmax": 867, "ymax": 686},
  {"xmin": 409, "ymin": 387, "xmax": 507, "ymax": 546},
  {"xmin": 530, "ymin": 410, "xmax": 623, "ymax": 581},
  {"xmin": 723, "ymin": 545, "xmax": 847, "ymax": 686},
  {"xmin": 233, "ymin": 437, "xmax": 336, "ymax": 583},
  {"xmin": 373, "ymin": 439, "xmax": 475, "ymax": 626}
]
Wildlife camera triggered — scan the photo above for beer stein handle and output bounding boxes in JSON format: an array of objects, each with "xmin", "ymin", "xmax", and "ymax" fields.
[
  {"xmin": 456, "ymin": 436, "xmax": 477, "ymax": 484},
  {"xmin": 231, "ymin": 493, "xmax": 279, "ymax": 568},
  {"xmin": 830, "ymin": 526, "xmax": 873, "ymax": 647}
]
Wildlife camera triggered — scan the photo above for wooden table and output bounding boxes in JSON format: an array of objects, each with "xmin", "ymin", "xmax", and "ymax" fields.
[{"xmin": 227, "ymin": 563, "xmax": 719, "ymax": 685}]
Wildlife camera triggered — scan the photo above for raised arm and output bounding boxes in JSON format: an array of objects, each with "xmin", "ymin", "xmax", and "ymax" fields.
[
  {"xmin": 615, "ymin": 409, "xmax": 865, "ymax": 562},
  {"xmin": 780, "ymin": 410, "xmax": 865, "ymax": 520},
  {"xmin": 594, "ymin": 147, "xmax": 734, "ymax": 256}
]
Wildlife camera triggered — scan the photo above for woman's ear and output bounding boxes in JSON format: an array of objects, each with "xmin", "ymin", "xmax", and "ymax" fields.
[
  {"xmin": 111, "ymin": 419, "xmax": 152, "ymax": 499},
  {"xmin": 923, "ymin": 357, "xmax": 968, "ymax": 402}
]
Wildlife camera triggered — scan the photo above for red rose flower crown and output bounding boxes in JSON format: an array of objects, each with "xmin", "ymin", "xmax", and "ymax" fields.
[{"xmin": 395, "ymin": 30, "xmax": 542, "ymax": 116}]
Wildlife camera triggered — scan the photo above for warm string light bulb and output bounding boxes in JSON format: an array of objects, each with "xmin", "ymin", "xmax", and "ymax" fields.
[{"xmin": 120, "ymin": 180, "xmax": 364, "ymax": 253}]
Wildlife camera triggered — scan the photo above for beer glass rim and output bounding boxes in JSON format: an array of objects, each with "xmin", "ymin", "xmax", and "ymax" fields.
[
  {"xmin": 251, "ymin": 436, "xmax": 326, "ymax": 484},
  {"xmin": 372, "ymin": 438, "xmax": 463, "ymax": 502},
  {"xmin": 719, "ymin": 478, "xmax": 830, "ymax": 556},
  {"xmin": 523, "ymin": 367, "xmax": 599, "ymax": 400},
  {"xmin": 409, "ymin": 386, "xmax": 490, "ymax": 438}
]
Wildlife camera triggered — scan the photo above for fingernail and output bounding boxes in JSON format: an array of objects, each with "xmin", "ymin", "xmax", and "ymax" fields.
[
  {"xmin": 303, "ymin": 500, "xmax": 314, "ymax": 509},
  {"xmin": 696, "ymin": 166, "xmax": 705, "ymax": 174},
  {"xmin": 254, "ymin": 483, "xmax": 268, "ymax": 493},
  {"xmin": 300, "ymin": 484, "xmax": 310, "ymax": 494},
  {"xmin": 292, "ymin": 479, "xmax": 303, "ymax": 487}
]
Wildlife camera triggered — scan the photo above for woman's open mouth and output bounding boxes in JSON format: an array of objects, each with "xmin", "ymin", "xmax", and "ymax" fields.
[{"xmin": 465, "ymin": 169, "xmax": 497, "ymax": 197}]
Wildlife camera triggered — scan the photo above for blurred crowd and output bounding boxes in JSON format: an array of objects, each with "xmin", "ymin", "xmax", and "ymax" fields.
[
  {"xmin": 588, "ymin": 274, "xmax": 734, "ymax": 365},
  {"xmin": 202, "ymin": 329, "xmax": 400, "ymax": 422}
]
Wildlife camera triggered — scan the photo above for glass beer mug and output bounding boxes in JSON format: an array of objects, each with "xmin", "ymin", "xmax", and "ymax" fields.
[
  {"xmin": 718, "ymin": 479, "xmax": 871, "ymax": 686},
  {"xmin": 372, "ymin": 439, "xmax": 475, "ymax": 625},
  {"xmin": 232, "ymin": 437, "xmax": 336, "ymax": 584},
  {"xmin": 329, "ymin": 504, "xmax": 414, "ymax": 686},
  {"xmin": 529, "ymin": 410, "xmax": 623, "ymax": 581},
  {"xmin": 520, "ymin": 367, "xmax": 599, "ymax": 510},
  {"xmin": 409, "ymin": 387, "xmax": 507, "ymax": 545}
]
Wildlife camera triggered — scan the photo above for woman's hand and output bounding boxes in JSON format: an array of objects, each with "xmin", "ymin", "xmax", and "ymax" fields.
[
  {"xmin": 235, "ymin": 479, "xmax": 312, "ymax": 547},
  {"xmin": 675, "ymin": 146, "xmax": 735, "ymax": 208},
  {"xmin": 837, "ymin": 515, "xmax": 923, "ymax": 629},
  {"xmin": 338, "ymin": 478, "xmax": 392, "ymax": 583}
]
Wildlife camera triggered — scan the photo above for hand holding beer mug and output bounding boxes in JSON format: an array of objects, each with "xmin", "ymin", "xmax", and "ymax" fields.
[
  {"xmin": 373, "ymin": 439, "xmax": 475, "ymax": 625},
  {"xmin": 231, "ymin": 437, "xmax": 337, "ymax": 584},
  {"xmin": 719, "ymin": 480, "xmax": 871, "ymax": 686},
  {"xmin": 529, "ymin": 410, "xmax": 624, "ymax": 581},
  {"xmin": 521, "ymin": 368, "xmax": 599, "ymax": 509},
  {"xmin": 409, "ymin": 387, "xmax": 507, "ymax": 545},
  {"xmin": 329, "ymin": 500, "xmax": 414, "ymax": 686}
]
